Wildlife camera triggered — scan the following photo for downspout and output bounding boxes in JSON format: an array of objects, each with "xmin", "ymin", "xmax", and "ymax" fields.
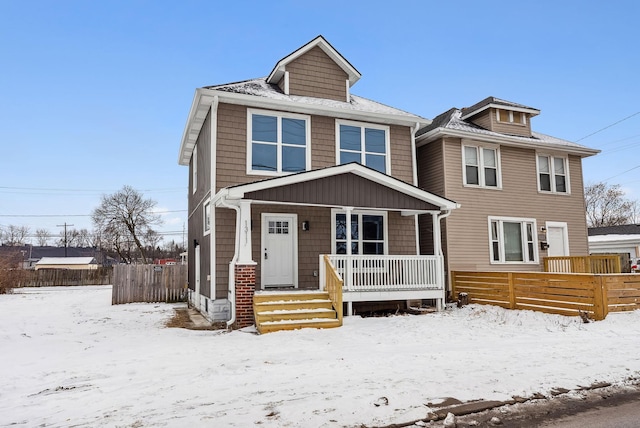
[
  {"xmin": 217, "ymin": 194, "xmax": 241, "ymax": 328},
  {"xmin": 210, "ymin": 95, "xmax": 219, "ymax": 308},
  {"xmin": 436, "ymin": 209, "xmax": 452, "ymax": 308}
]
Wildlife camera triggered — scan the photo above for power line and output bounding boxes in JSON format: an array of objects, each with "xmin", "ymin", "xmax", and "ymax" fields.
[
  {"xmin": 575, "ymin": 111, "xmax": 640, "ymax": 142},
  {"xmin": 0, "ymin": 210, "xmax": 187, "ymax": 218}
]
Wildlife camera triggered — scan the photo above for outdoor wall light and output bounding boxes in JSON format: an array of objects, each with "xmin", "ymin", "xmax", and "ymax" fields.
[
  {"xmin": 302, "ymin": 221, "xmax": 310, "ymax": 231},
  {"xmin": 540, "ymin": 227, "xmax": 547, "ymax": 233},
  {"xmin": 193, "ymin": 239, "xmax": 199, "ymax": 248}
]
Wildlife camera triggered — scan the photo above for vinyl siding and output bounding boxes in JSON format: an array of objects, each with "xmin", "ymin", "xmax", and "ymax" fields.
[
  {"xmin": 285, "ymin": 46, "xmax": 348, "ymax": 101},
  {"xmin": 468, "ymin": 109, "xmax": 532, "ymax": 137},
  {"xmin": 441, "ymin": 138, "xmax": 589, "ymax": 273},
  {"xmin": 188, "ymin": 109, "xmax": 212, "ymax": 297}
]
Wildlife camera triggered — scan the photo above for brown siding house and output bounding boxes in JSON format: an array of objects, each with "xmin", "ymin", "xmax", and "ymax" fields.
[
  {"xmin": 416, "ymin": 98, "xmax": 598, "ymax": 291},
  {"xmin": 178, "ymin": 36, "xmax": 458, "ymax": 327}
]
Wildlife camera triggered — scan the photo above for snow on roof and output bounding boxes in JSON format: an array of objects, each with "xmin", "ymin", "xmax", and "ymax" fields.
[
  {"xmin": 417, "ymin": 108, "xmax": 598, "ymax": 155},
  {"xmin": 206, "ymin": 77, "xmax": 425, "ymax": 120},
  {"xmin": 35, "ymin": 257, "xmax": 97, "ymax": 265}
]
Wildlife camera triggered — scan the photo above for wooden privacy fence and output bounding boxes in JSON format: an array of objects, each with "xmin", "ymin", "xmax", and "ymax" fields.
[
  {"xmin": 19, "ymin": 267, "xmax": 113, "ymax": 287},
  {"xmin": 112, "ymin": 264, "xmax": 187, "ymax": 305},
  {"xmin": 451, "ymin": 271, "xmax": 640, "ymax": 321},
  {"xmin": 544, "ymin": 255, "xmax": 621, "ymax": 274}
]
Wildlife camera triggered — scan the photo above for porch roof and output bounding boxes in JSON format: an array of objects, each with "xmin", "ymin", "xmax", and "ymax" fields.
[{"xmin": 215, "ymin": 163, "xmax": 459, "ymax": 212}]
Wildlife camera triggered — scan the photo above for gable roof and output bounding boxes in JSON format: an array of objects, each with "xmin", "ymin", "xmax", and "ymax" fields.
[
  {"xmin": 215, "ymin": 162, "xmax": 459, "ymax": 211},
  {"xmin": 416, "ymin": 108, "xmax": 599, "ymax": 157},
  {"xmin": 266, "ymin": 35, "xmax": 361, "ymax": 87},
  {"xmin": 460, "ymin": 96, "xmax": 540, "ymax": 120}
]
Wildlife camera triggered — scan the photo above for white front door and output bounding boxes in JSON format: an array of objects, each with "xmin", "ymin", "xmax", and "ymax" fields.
[
  {"xmin": 261, "ymin": 213, "xmax": 297, "ymax": 288},
  {"xmin": 546, "ymin": 222, "xmax": 569, "ymax": 257}
]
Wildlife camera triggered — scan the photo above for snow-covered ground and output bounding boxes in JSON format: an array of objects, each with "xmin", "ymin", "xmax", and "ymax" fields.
[{"xmin": 1, "ymin": 286, "xmax": 639, "ymax": 427}]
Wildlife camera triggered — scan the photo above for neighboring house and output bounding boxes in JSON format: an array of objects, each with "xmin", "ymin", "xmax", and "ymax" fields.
[
  {"xmin": 178, "ymin": 36, "xmax": 459, "ymax": 327},
  {"xmin": 34, "ymin": 257, "xmax": 99, "ymax": 270},
  {"xmin": 588, "ymin": 224, "xmax": 640, "ymax": 263},
  {"xmin": 415, "ymin": 97, "xmax": 599, "ymax": 279},
  {"xmin": 0, "ymin": 245, "xmax": 108, "ymax": 269}
]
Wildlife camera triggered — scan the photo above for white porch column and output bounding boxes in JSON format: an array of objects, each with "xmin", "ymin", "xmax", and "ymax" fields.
[
  {"xmin": 237, "ymin": 200, "xmax": 254, "ymax": 264},
  {"xmin": 344, "ymin": 206, "xmax": 353, "ymax": 316},
  {"xmin": 432, "ymin": 212, "xmax": 441, "ymax": 256}
]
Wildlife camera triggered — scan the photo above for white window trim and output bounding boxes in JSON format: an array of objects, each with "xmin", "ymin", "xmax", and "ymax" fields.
[
  {"xmin": 335, "ymin": 119, "xmax": 391, "ymax": 174},
  {"xmin": 203, "ymin": 198, "xmax": 211, "ymax": 236},
  {"xmin": 488, "ymin": 216, "xmax": 539, "ymax": 264},
  {"xmin": 536, "ymin": 154, "xmax": 571, "ymax": 194},
  {"xmin": 331, "ymin": 208, "xmax": 388, "ymax": 255},
  {"xmin": 192, "ymin": 145, "xmax": 197, "ymax": 195},
  {"xmin": 246, "ymin": 108, "xmax": 311, "ymax": 176},
  {"xmin": 461, "ymin": 143, "xmax": 502, "ymax": 189}
]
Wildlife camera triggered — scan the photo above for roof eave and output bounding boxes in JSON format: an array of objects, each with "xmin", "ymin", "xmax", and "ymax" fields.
[
  {"xmin": 460, "ymin": 103, "xmax": 541, "ymax": 121},
  {"xmin": 416, "ymin": 128, "xmax": 600, "ymax": 157},
  {"xmin": 266, "ymin": 36, "xmax": 361, "ymax": 87}
]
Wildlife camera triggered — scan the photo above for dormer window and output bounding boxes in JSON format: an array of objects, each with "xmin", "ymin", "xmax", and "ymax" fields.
[{"xmin": 496, "ymin": 109, "xmax": 527, "ymax": 125}]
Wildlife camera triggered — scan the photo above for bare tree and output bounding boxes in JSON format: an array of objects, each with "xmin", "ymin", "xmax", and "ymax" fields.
[
  {"xmin": 1, "ymin": 225, "xmax": 30, "ymax": 246},
  {"xmin": 585, "ymin": 182, "xmax": 635, "ymax": 227},
  {"xmin": 34, "ymin": 228, "xmax": 52, "ymax": 246},
  {"xmin": 92, "ymin": 186, "xmax": 162, "ymax": 264},
  {"xmin": 0, "ymin": 250, "xmax": 26, "ymax": 293}
]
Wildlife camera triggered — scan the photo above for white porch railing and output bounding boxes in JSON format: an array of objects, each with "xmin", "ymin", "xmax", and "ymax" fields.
[{"xmin": 320, "ymin": 254, "xmax": 444, "ymax": 293}]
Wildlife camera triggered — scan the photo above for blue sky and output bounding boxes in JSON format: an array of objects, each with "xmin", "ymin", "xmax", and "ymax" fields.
[{"xmin": 1, "ymin": 0, "xmax": 638, "ymax": 245}]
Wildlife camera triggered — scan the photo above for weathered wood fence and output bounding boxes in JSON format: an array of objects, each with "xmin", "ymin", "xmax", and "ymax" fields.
[
  {"xmin": 112, "ymin": 264, "xmax": 187, "ymax": 305},
  {"xmin": 18, "ymin": 267, "xmax": 113, "ymax": 287},
  {"xmin": 451, "ymin": 271, "xmax": 640, "ymax": 321}
]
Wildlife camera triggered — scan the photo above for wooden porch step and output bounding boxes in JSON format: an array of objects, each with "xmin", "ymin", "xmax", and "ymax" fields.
[{"xmin": 253, "ymin": 291, "xmax": 341, "ymax": 334}]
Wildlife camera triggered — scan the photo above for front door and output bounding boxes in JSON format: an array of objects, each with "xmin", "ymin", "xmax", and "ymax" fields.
[
  {"xmin": 261, "ymin": 213, "xmax": 297, "ymax": 288},
  {"xmin": 546, "ymin": 222, "xmax": 569, "ymax": 257}
]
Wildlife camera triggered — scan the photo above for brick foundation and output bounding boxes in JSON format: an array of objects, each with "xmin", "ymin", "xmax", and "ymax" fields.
[{"xmin": 234, "ymin": 263, "xmax": 256, "ymax": 328}]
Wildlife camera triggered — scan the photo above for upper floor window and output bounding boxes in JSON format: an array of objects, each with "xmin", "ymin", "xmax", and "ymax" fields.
[
  {"xmin": 247, "ymin": 109, "xmax": 310, "ymax": 175},
  {"xmin": 489, "ymin": 216, "xmax": 537, "ymax": 264},
  {"xmin": 336, "ymin": 120, "xmax": 390, "ymax": 174},
  {"xmin": 537, "ymin": 155, "xmax": 569, "ymax": 193},
  {"xmin": 496, "ymin": 109, "xmax": 526, "ymax": 125},
  {"xmin": 463, "ymin": 145, "xmax": 500, "ymax": 188}
]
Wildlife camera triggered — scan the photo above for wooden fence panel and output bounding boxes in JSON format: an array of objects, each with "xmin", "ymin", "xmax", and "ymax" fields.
[
  {"xmin": 18, "ymin": 268, "xmax": 113, "ymax": 287},
  {"xmin": 601, "ymin": 275, "xmax": 640, "ymax": 313},
  {"xmin": 112, "ymin": 265, "xmax": 187, "ymax": 305}
]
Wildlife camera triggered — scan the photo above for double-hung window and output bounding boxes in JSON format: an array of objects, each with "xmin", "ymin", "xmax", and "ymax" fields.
[
  {"xmin": 337, "ymin": 120, "xmax": 389, "ymax": 174},
  {"xmin": 463, "ymin": 145, "xmax": 500, "ymax": 188},
  {"xmin": 489, "ymin": 217, "xmax": 537, "ymax": 263},
  {"xmin": 332, "ymin": 210, "xmax": 387, "ymax": 255},
  {"xmin": 537, "ymin": 155, "xmax": 569, "ymax": 193},
  {"xmin": 248, "ymin": 109, "xmax": 310, "ymax": 175}
]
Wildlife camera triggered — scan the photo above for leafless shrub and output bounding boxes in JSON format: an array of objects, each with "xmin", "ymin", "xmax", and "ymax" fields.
[{"xmin": 0, "ymin": 251, "xmax": 26, "ymax": 294}]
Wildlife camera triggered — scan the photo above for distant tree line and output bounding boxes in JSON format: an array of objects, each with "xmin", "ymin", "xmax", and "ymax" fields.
[{"xmin": 1, "ymin": 186, "xmax": 185, "ymax": 264}]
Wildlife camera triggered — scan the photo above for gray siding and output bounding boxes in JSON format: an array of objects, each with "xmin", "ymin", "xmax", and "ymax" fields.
[{"xmin": 188, "ymin": 109, "xmax": 212, "ymax": 297}]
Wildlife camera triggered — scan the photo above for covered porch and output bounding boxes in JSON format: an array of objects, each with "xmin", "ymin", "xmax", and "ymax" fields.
[{"xmin": 213, "ymin": 163, "xmax": 459, "ymax": 327}]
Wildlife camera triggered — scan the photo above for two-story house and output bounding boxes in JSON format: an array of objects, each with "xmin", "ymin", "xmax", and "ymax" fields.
[
  {"xmin": 178, "ymin": 36, "xmax": 459, "ymax": 329},
  {"xmin": 416, "ymin": 97, "xmax": 599, "ymax": 282}
]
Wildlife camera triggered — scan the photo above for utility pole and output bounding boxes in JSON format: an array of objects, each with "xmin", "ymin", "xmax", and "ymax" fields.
[{"xmin": 57, "ymin": 222, "xmax": 74, "ymax": 257}]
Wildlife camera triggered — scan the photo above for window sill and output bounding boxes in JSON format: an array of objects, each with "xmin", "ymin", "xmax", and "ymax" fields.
[
  {"xmin": 463, "ymin": 184, "xmax": 502, "ymax": 190},
  {"xmin": 537, "ymin": 190, "xmax": 571, "ymax": 196}
]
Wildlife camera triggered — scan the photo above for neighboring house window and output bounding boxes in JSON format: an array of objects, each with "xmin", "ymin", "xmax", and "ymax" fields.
[
  {"xmin": 537, "ymin": 155, "xmax": 569, "ymax": 193},
  {"xmin": 336, "ymin": 120, "xmax": 390, "ymax": 174},
  {"xmin": 332, "ymin": 209, "xmax": 387, "ymax": 255},
  {"xmin": 192, "ymin": 145, "xmax": 197, "ymax": 194},
  {"xmin": 247, "ymin": 109, "xmax": 310, "ymax": 175},
  {"xmin": 489, "ymin": 217, "xmax": 537, "ymax": 263},
  {"xmin": 496, "ymin": 109, "xmax": 526, "ymax": 125},
  {"xmin": 462, "ymin": 145, "xmax": 500, "ymax": 188},
  {"xmin": 203, "ymin": 200, "xmax": 211, "ymax": 235}
]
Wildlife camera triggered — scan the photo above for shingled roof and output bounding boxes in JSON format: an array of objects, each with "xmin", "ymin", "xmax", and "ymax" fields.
[{"xmin": 416, "ymin": 107, "xmax": 598, "ymax": 156}]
